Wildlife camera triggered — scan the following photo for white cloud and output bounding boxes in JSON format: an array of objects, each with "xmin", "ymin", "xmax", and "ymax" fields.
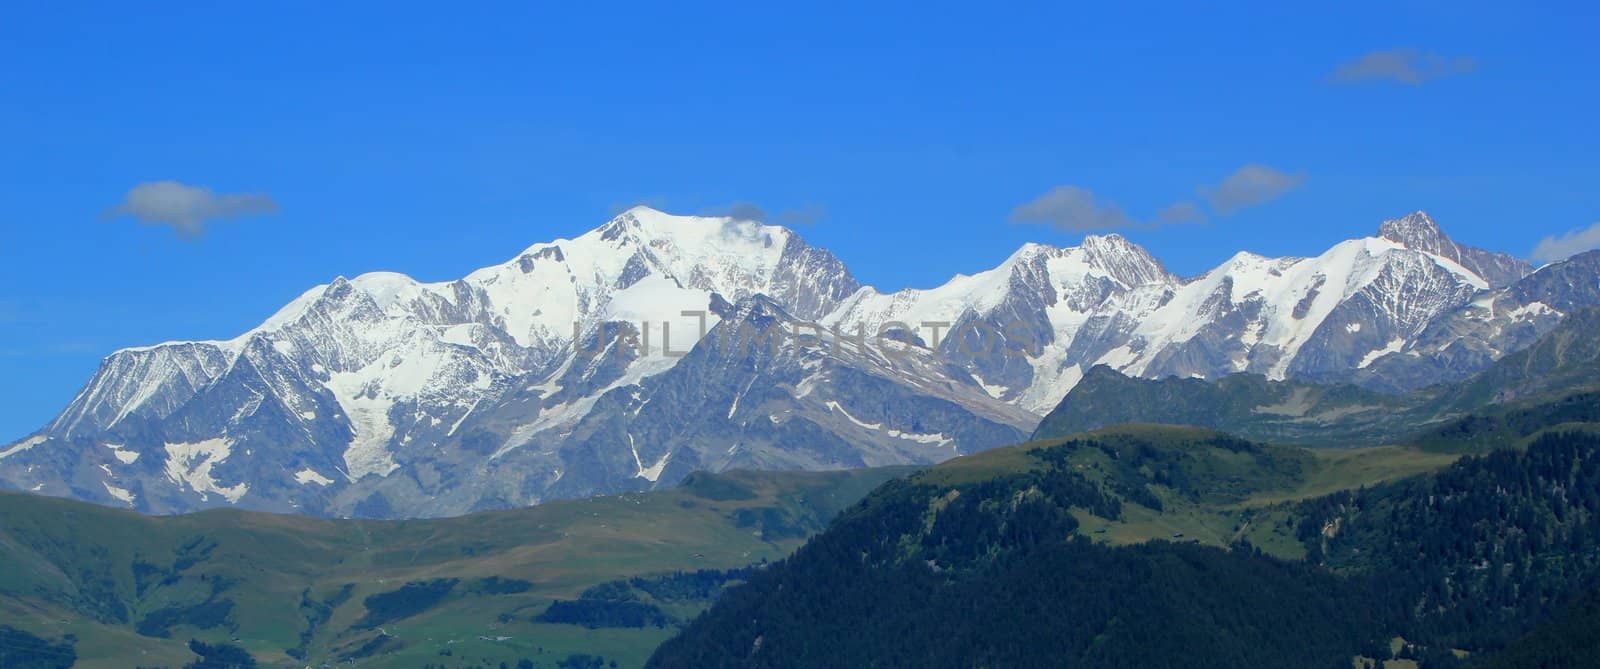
[
  {"xmin": 104, "ymin": 181, "xmax": 278, "ymax": 238},
  {"xmin": 1531, "ymin": 222, "xmax": 1600, "ymax": 264},
  {"xmin": 1330, "ymin": 49, "xmax": 1477, "ymax": 85}
]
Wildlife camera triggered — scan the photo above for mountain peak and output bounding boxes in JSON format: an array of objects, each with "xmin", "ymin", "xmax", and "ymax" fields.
[
  {"xmin": 996, "ymin": 234, "xmax": 1171, "ymax": 289},
  {"xmin": 1079, "ymin": 232, "xmax": 1141, "ymax": 258},
  {"xmin": 619, "ymin": 203, "xmax": 665, "ymax": 217},
  {"xmin": 1082, "ymin": 231, "xmax": 1130, "ymax": 244},
  {"xmin": 1077, "ymin": 233, "xmax": 1175, "ymax": 287},
  {"xmin": 1002, "ymin": 241, "xmax": 1061, "ymax": 263},
  {"xmin": 1376, "ymin": 211, "xmax": 1533, "ymax": 288},
  {"xmin": 1378, "ymin": 211, "xmax": 1443, "ymax": 245},
  {"xmin": 593, "ymin": 206, "xmax": 803, "ymax": 258}
]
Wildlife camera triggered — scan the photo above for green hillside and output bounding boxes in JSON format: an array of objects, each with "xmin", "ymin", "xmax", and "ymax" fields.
[
  {"xmin": 0, "ymin": 466, "xmax": 913, "ymax": 669},
  {"xmin": 649, "ymin": 427, "xmax": 1600, "ymax": 668},
  {"xmin": 925, "ymin": 424, "xmax": 1458, "ymax": 555}
]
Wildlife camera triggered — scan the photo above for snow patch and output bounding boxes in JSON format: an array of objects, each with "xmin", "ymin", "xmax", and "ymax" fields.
[
  {"xmin": 447, "ymin": 399, "xmax": 481, "ymax": 437},
  {"xmin": 1095, "ymin": 345, "xmax": 1139, "ymax": 369},
  {"xmin": 639, "ymin": 452, "xmax": 671, "ymax": 482},
  {"xmin": 792, "ymin": 367, "xmax": 825, "ymax": 399},
  {"xmin": 294, "ymin": 468, "xmax": 334, "ymax": 486},
  {"xmin": 1359, "ymin": 339, "xmax": 1407, "ymax": 369},
  {"xmin": 162, "ymin": 438, "xmax": 249, "ymax": 503},
  {"xmin": 102, "ymin": 482, "xmax": 136, "ymax": 505},
  {"xmin": 727, "ymin": 376, "xmax": 758, "ymax": 419},
  {"xmin": 884, "ymin": 428, "xmax": 953, "ymax": 447},
  {"xmin": 628, "ymin": 434, "xmax": 671, "ymax": 482},
  {"xmin": 0, "ymin": 435, "xmax": 47, "ymax": 460},
  {"xmin": 825, "ymin": 400, "xmax": 882, "ymax": 430},
  {"xmin": 1507, "ymin": 301, "xmax": 1556, "ymax": 320}
]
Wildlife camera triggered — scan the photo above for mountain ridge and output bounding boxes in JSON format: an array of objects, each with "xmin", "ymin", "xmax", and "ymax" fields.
[
  {"xmin": 6, "ymin": 207, "xmax": 1598, "ymax": 518},
  {"xmin": 1032, "ymin": 306, "xmax": 1600, "ymax": 448}
]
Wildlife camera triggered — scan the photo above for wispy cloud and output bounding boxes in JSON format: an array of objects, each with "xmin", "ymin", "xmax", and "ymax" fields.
[
  {"xmin": 1531, "ymin": 222, "xmax": 1600, "ymax": 264},
  {"xmin": 1201, "ymin": 164, "xmax": 1306, "ymax": 215},
  {"xmin": 1156, "ymin": 201, "xmax": 1207, "ymax": 225},
  {"xmin": 1010, "ymin": 186, "xmax": 1138, "ymax": 232},
  {"xmin": 1013, "ymin": 165, "xmax": 1301, "ymax": 233},
  {"xmin": 103, "ymin": 181, "xmax": 278, "ymax": 239},
  {"xmin": 1329, "ymin": 48, "xmax": 1477, "ymax": 85},
  {"xmin": 700, "ymin": 201, "xmax": 826, "ymax": 226}
]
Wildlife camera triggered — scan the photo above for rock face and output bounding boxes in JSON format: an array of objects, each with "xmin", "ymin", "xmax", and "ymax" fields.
[
  {"xmin": 1030, "ymin": 306, "xmax": 1600, "ymax": 449},
  {"xmin": 1347, "ymin": 250, "xmax": 1600, "ymax": 392},
  {"xmin": 1, "ymin": 207, "xmax": 1592, "ymax": 518},
  {"xmin": 820, "ymin": 235, "xmax": 1180, "ymax": 413},
  {"xmin": 824, "ymin": 210, "xmax": 1553, "ymax": 410},
  {"xmin": 0, "ymin": 208, "xmax": 1023, "ymax": 517},
  {"xmin": 1376, "ymin": 211, "xmax": 1533, "ymax": 289}
]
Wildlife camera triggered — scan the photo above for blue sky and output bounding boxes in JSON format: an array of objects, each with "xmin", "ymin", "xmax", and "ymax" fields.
[{"xmin": 2, "ymin": 2, "xmax": 1598, "ymax": 440}]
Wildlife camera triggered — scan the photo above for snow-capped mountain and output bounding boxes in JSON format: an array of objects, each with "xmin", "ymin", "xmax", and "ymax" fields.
[
  {"xmin": 1346, "ymin": 248, "xmax": 1600, "ymax": 392},
  {"xmin": 0, "ymin": 209, "xmax": 1017, "ymax": 518},
  {"xmin": 1374, "ymin": 212, "xmax": 1533, "ymax": 289},
  {"xmin": 825, "ymin": 210, "xmax": 1539, "ymax": 411},
  {"xmin": 0, "ymin": 208, "xmax": 1587, "ymax": 518},
  {"xmin": 821, "ymin": 234, "xmax": 1179, "ymax": 413}
]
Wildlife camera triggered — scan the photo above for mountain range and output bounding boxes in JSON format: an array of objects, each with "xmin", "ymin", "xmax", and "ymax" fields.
[
  {"xmin": 1032, "ymin": 305, "xmax": 1600, "ymax": 448},
  {"xmin": 4, "ymin": 257, "xmax": 1600, "ymax": 668},
  {"xmin": 3, "ymin": 207, "xmax": 1596, "ymax": 518}
]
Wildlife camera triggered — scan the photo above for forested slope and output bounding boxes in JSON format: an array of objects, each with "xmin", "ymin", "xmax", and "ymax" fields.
[{"xmin": 650, "ymin": 429, "xmax": 1600, "ymax": 668}]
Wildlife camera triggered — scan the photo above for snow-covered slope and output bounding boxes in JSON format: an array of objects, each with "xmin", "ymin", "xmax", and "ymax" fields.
[
  {"xmin": 1345, "ymin": 249, "xmax": 1600, "ymax": 391},
  {"xmin": 3, "ymin": 208, "xmax": 870, "ymax": 516},
  {"xmin": 2, "ymin": 208, "xmax": 1585, "ymax": 518},
  {"xmin": 823, "ymin": 211, "xmax": 1536, "ymax": 414},
  {"xmin": 1120, "ymin": 232, "xmax": 1489, "ymax": 383},
  {"xmin": 822, "ymin": 234, "xmax": 1178, "ymax": 412},
  {"xmin": 1376, "ymin": 211, "xmax": 1533, "ymax": 289}
]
